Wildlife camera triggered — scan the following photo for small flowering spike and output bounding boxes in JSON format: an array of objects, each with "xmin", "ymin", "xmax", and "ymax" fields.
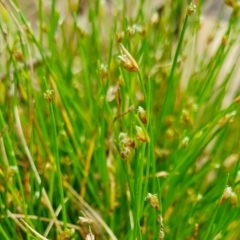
[
  {"xmin": 118, "ymin": 43, "xmax": 139, "ymax": 72},
  {"xmin": 6, "ymin": 166, "xmax": 18, "ymax": 181},
  {"xmin": 166, "ymin": 128, "xmax": 174, "ymax": 140},
  {"xmin": 119, "ymin": 132, "xmax": 135, "ymax": 149},
  {"xmin": 58, "ymin": 228, "xmax": 75, "ymax": 240},
  {"xmin": 119, "ymin": 132, "xmax": 135, "ymax": 159},
  {"xmin": 137, "ymin": 106, "xmax": 147, "ymax": 124},
  {"xmin": 180, "ymin": 136, "xmax": 189, "ymax": 148},
  {"xmin": 99, "ymin": 63, "xmax": 108, "ymax": 81},
  {"xmin": 187, "ymin": 2, "xmax": 196, "ymax": 16},
  {"xmin": 43, "ymin": 89, "xmax": 54, "ymax": 103},
  {"xmin": 133, "ymin": 24, "xmax": 146, "ymax": 36},
  {"xmin": 218, "ymin": 111, "xmax": 236, "ymax": 127},
  {"xmin": 158, "ymin": 215, "xmax": 165, "ymax": 240},
  {"xmin": 126, "ymin": 24, "xmax": 146, "ymax": 37},
  {"xmin": 120, "ymin": 147, "xmax": 131, "ymax": 159},
  {"xmin": 220, "ymin": 185, "xmax": 237, "ymax": 206},
  {"xmin": 193, "ymin": 224, "xmax": 199, "ymax": 240},
  {"xmin": 145, "ymin": 193, "xmax": 160, "ymax": 210},
  {"xmin": 180, "ymin": 109, "xmax": 193, "ymax": 125},
  {"xmin": 116, "ymin": 31, "xmax": 124, "ymax": 43},
  {"xmin": 126, "ymin": 25, "xmax": 136, "ymax": 37},
  {"xmin": 136, "ymin": 126, "xmax": 149, "ymax": 142},
  {"xmin": 220, "ymin": 186, "xmax": 233, "ymax": 203}
]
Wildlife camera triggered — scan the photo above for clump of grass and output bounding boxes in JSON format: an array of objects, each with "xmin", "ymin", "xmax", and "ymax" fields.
[{"xmin": 0, "ymin": 1, "xmax": 240, "ymax": 239}]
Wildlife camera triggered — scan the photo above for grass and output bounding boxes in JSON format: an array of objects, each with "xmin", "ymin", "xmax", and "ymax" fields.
[{"xmin": 0, "ymin": 0, "xmax": 240, "ymax": 239}]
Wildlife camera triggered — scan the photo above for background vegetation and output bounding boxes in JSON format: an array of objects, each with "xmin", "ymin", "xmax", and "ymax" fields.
[{"xmin": 0, "ymin": 0, "xmax": 240, "ymax": 239}]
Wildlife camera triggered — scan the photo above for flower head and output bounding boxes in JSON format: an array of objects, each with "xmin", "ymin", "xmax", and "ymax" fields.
[
  {"xmin": 58, "ymin": 229, "xmax": 75, "ymax": 240},
  {"xmin": 137, "ymin": 106, "xmax": 147, "ymax": 124},
  {"xmin": 43, "ymin": 89, "xmax": 54, "ymax": 103},
  {"xmin": 220, "ymin": 185, "xmax": 238, "ymax": 206},
  {"xmin": 119, "ymin": 132, "xmax": 135, "ymax": 159},
  {"xmin": 99, "ymin": 63, "xmax": 108, "ymax": 81},
  {"xmin": 136, "ymin": 126, "xmax": 149, "ymax": 142},
  {"xmin": 145, "ymin": 193, "xmax": 160, "ymax": 210},
  {"xmin": 187, "ymin": 2, "xmax": 197, "ymax": 16},
  {"xmin": 118, "ymin": 43, "xmax": 139, "ymax": 72}
]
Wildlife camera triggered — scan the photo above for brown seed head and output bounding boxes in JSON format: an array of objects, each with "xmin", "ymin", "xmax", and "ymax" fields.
[
  {"xmin": 136, "ymin": 126, "xmax": 149, "ymax": 142},
  {"xmin": 137, "ymin": 106, "xmax": 147, "ymax": 124},
  {"xmin": 145, "ymin": 193, "xmax": 160, "ymax": 210},
  {"xmin": 118, "ymin": 43, "xmax": 139, "ymax": 72}
]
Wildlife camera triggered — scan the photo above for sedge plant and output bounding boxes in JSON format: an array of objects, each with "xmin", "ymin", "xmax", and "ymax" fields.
[{"xmin": 0, "ymin": 1, "xmax": 240, "ymax": 239}]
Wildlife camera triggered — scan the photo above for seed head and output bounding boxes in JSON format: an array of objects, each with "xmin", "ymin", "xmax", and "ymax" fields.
[
  {"xmin": 166, "ymin": 128, "xmax": 175, "ymax": 140},
  {"xmin": 145, "ymin": 193, "xmax": 160, "ymax": 210},
  {"xmin": 221, "ymin": 186, "xmax": 232, "ymax": 203},
  {"xmin": 158, "ymin": 215, "xmax": 165, "ymax": 240},
  {"xmin": 220, "ymin": 185, "xmax": 238, "ymax": 206},
  {"xmin": 187, "ymin": 2, "xmax": 197, "ymax": 16},
  {"xmin": 119, "ymin": 132, "xmax": 135, "ymax": 149},
  {"xmin": 116, "ymin": 31, "xmax": 124, "ymax": 43},
  {"xmin": 43, "ymin": 89, "xmax": 54, "ymax": 103},
  {"xmin": 180, "ymin": 137, "xmax": 189, "ymax": 148},
  {"xmin": 137, "ymin": 106, "xmax": 147, "ymax": 124},
  {"xmin": 6, "ymin": 166, "xmax": 18, "ymax": 181},
  {"xmin": 58, "ymin": 228, "xmax": 75, "ymax": 240},
  {"xmin": 99, "ymin": 63, "xmax": 108, "ymax": 81},
  {"xmin": 126, "ymin": 24, "xmax": 146, "ymax": 37},
  {"xmin": 117, "ymin": 43, "xmax": 139, "ymax": 72},
  {"xmin": 180, "ymin": 109, "xmax": 193, "ymax": 125},
  {"xmin": 127, "ymin": 25, "xmax": 136, "ymax": 37},
  {"xmin": 120, "ymin": 147, "xmax": 131, "ymax": 159},
  {"xmin": 136, "ymin": 126, "xmax": 149, "ymax": 142},
  {"xmin": 119, "ymin": 132, "xmax": 135, "ymax": 159},
  {"xmin": 218, "ymin": 111, "xmax": 236, "ymax": 127}
]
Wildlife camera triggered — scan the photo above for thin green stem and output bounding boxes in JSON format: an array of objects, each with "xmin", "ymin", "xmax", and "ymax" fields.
[
  {"xmin": 49, "ymin": 102, "xmax": 67, "ymax": 229},
  {"xmin": 0, "ymin": 111, "xmax": 28, "ymax": 215},
  {"xmin": 203, "ymin": 174, "xmax": 229, "ymax": 240},
  {"xmin": 133, "ymin": 144, "xmax": 146, "ymax": 240},
  {"xmin": 137, "ymin": 71, "xmax": 147, "ymax": 109},
  {"xmin": 0, "ymin": 225, "xmax": 11, "ymax": 240},
  {"xmin": 157, "ymin": 13, "xmax": 189, "ymax": 127}
]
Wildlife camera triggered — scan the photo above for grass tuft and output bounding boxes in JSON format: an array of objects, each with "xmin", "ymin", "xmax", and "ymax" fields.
[{"xmin": 0, "ymin": 1, "xmax": 240, "ymax": 239}]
